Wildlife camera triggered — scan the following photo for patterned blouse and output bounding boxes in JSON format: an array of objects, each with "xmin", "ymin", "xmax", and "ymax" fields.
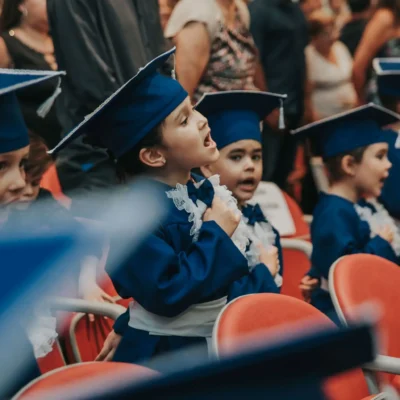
[{"xmin": 165, "ymin": 0, "xmax": 259, "ymax": 102}]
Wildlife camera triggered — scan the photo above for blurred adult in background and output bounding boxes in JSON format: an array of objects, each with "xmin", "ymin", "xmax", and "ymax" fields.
[
  {"xmin": 328, "ymin": 0, "xmax": 351, "ymax": 30},
  {"xmin": 306, "ymin": 10, "xmax": 357, "ymax": 119},
  {"xmin": 300, "ymin": 0, "xmax": 323, "ymax": 19},
  {"xmin": 340, "ymin": 0, "xmax": 372, "ymax": 56},
  {"xmin": 353, "ymin": 0, "xmax": 400, "ymax": 104},
  {"xmin": 0, "ymin": 0, "xmax": 62, "ymax": 149},
  {"xmin": 158, "ymin": 0, "xmax": 179, "ymax": 31},
  {"xmin": 165, "ymin": 0, "xmax": 265, "ymax": 103},
  {"xmin": 249, "ymin": 0, "xmax": 311, "ymax": 194},
  {"xmin": 47, "ymin": 0, "xmax": 167, "ymax": 217}
]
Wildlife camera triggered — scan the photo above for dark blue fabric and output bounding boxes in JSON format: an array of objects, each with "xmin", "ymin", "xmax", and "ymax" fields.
[
  {"xmin": 51, "ymin": 49, "xmax": 188, "ymax": 157},
  {"xmin": 380, "ymin": 130, "xmax": 400, "ymax": 219},
  {"xmin": 242, "ymin": 204, "xmax": 267, "ymax": 226},
  {"xmin": 187, "ymin": 178, "xmax": 215, "ymax": 208},
  {"xmin": 293, "ymin": 105, "xmax": 400, "ymax": 158},
  {"xmin": 111, "ymin": 178, "xmax": 284, "ymax": 363},
  {"xmin": 309, "ymin": 192, "xmax": 398, "ymax": 317}
]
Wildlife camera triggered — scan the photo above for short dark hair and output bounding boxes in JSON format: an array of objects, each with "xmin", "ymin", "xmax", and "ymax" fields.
[
  {"xmin": 347, "ymin": 0, "xmax": 371, "ymax": 13},
  {"xmin": 323, "ymin": 146, "xmax": 367, "ymax": 183},
  {"xmin": 0, "ymin": 0, "xmax": 24, "ymax": 32},
  {"xmin": 115, "ymin": 123, "xmax": 164, "ymax": 181}
]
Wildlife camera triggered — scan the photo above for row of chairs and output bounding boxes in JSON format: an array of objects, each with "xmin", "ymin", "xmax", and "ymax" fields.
[{"xmin": 14, "ymin": 253, "xmax": 400, "ymax": 399}]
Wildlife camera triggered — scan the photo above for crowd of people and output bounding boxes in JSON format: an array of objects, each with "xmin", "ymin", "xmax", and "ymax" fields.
[{"xmin": 2, "ymin": 0, "xmax": 400, "ymax": 397}]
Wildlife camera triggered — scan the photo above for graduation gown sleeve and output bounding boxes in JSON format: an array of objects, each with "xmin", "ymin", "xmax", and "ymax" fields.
[
  {"xmin": 311, "ymin": 204, "xmax": 397, "ymax": 279},
  {"xmin": 108, "ymin": 221, "xmax": 249, "ymax": 318}
]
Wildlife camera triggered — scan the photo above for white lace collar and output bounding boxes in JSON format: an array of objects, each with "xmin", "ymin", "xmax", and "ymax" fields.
[
  {"xmin": 355, "ymin": 199, "xmax": 400, "ymax": 257},
  {"xmin": 166, "ymin": 175, "xmax": 249, "ymax": 256}
]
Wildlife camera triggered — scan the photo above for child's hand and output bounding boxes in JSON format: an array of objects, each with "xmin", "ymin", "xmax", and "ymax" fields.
[
  {"xmin": 258, "ymin": 244, "xmax": 279, "ymax": 277},
  {"xmin": 378, "ymin": 225, "xmax": 394, "ymax": 243},
  {"xmin": 203, "ymin": 196, "xmax": 241, "ymax": 237},
  {"xmin": 95, "ymin": 330, "xmax": 122, "ymax": 362},
  {"xmin": 299, "ymin": 275, "xmax": 320, "ymax": 302},
  {"xmin": 82, "ymin": 284, "xmax": 116, "ymax": 322}
]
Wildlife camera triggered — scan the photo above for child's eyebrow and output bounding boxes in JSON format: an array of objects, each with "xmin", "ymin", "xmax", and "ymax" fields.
[{"xmin": 228, "ymin": 148, "xmax": 245, "ymax": 154}]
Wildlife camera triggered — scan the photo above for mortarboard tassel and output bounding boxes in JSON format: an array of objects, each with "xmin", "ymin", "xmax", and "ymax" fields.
[
  {"xmin": 37, "ymin": 77, "xmax": 62, "ymax": 118},
  {"xmin": 279, "ymin": 98, "xmax": 285, "ymax": 130}
]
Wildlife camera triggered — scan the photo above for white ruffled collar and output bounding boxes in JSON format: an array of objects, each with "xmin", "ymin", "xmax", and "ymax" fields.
[
  {"xmin": 166, "ymin": 175, "xmax": 249, "ymax": 256},
  {"xmin": 355, "ymin": 199, "xmax": 400, "ymax": 257}
]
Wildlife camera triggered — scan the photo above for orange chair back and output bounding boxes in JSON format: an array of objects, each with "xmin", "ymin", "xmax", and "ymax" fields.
[
  {"xmin": 15, "ymin": 362, "xmax": 158, "ymax": 399},
  {"xmin": 330, "ymin": 254, "xmax": 400, "ymax": 389},
  {"xmin": 281, "ymin": 192, "xmax": 310, "ymax": 239},
  {"xmin": 281, "ymin": 249, "xmax": 311, "ymax": 300},
  {"xmin": 36, "ymin": 340, "xmax": 66, "ymax": 374},
  {"xmin": 214, "ymin": 294, "xmax": 371, "ymax": 400},
  {"xmin": 40, "ymin": 165, "xmax": 71, "ymax": 208}
]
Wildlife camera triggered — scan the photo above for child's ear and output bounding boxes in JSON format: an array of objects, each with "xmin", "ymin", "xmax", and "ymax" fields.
[
  {"xmin": 341, "ymin": 155, "xmax": 357, "ymax": 177},
  {"xmin": 139, "ymin": 147, "xmax": 166, "ymax": 168},
  {"xmin": 200, "ymin": 164, "xmax": 214, "ymax": 178}
]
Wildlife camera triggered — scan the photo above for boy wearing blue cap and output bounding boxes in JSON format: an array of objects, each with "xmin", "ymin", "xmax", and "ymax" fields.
[
  {"xmin": 373, "ymin": 58, "xmax": 400, "ymax": 221},
  {"xmin": 52, "ymin": 49, "xmax": 281, "ymax": 364},
  {"xmin": 196, "ymin": 90, "xmax": 287, "ymax": 294},
  {"xmin": 0, "ymin": 68, "xmax": 65, "ymax": 395},
  {"xmin": 292, "ymin": 104, "xmax": 400, "ymax": 322}
]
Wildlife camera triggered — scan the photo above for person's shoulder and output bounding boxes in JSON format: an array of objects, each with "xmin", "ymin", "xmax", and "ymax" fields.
[
  {"xmin": 371, "ymin": 8, "xmax": 396, "ymax": 29},
  {"xmin": 313, "ymin": 193, "xmax": 358, "ymax": 223},
  {"xmin": 165, "ymin": 0, "xmax": 219, "ymax": 39}
]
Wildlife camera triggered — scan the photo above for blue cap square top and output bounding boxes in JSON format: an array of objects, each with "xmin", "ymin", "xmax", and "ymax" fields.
[
  {"xmin": 195, "ymin": 91, "xmax": 287, "ymax": 150},
  {"xmin": 49, "ymin": 48, "xmax": 188, "ymax": 158},
  {"xmin": 373, "ymin": 57, "xmax": 400, "ymax": 97},
  {"xmin": 0, "ymin": 69, "xmax": 65, "ymax": 154},
  {"xmin": 291, "ymin": 103, "xmax": 400, "ymax": 158}
]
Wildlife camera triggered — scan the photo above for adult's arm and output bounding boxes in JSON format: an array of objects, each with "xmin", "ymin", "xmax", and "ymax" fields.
[{"xmin": 352, "ymin": 8, "xmax": 395, "ymax": 104}]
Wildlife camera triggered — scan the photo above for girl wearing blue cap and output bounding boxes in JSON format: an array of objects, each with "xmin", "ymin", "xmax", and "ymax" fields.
[
  {"xmin": 196, "ymin": 90, "xmax": 288, "ymax": 294},
  {"xmin": 52, "ymin": 49, "xmax": 281, "ymax": 364},
  {"xmin": 293, "ymin": 104, "xmax": 400, "ymax": 322},
  {"xmin": 0, "ymin": 68, "xmax": 65, "ymax": 396}
]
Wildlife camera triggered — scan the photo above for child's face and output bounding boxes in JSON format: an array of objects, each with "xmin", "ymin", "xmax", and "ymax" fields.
[
  {"xmin": 13, "ymin": 174, "xmax": 41, "ymax": 210},
  {"xmin": 202, "ymin": 140, "xmax": 262, "ymax": 206},
  {"xmin": 353, "ymin": 142, "xmax": 391, "ymax": 198},
  {"xmin": 0, "ymin": 146, "xmax": 29, "ymax": 207},
  {"xmin": 161, "ymin": 97, "xmax": 219, "ymax": 170}
]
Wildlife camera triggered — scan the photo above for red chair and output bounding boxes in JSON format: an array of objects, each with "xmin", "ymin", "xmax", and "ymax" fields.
[
  {"xmin": 13, "ymin": 362, "xmax": 158, "ymax": 399},
  {"xmin": 280, "ymin": 238, "xmax": 312, "ymax": 300},
  {"xmin": 36, "ymin": 339, "xmax": 66, "ymax": 374},
  {"xmin": 329, "ymin": 254, "xmax": 400, "ymax": 392},
  {"xmin": 212, "ymin": 293, "xmax": 385, "ymax": 400},
  {"xmin": 281, "ymin": 192, "xmax": 310, "ymax": 240},
  {"xmin": 40, "ymin": 164, "xmax": 71, "ymax": 208}
]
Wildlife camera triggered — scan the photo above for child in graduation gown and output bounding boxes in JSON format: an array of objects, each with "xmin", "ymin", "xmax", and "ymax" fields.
[
  {"xmin": 373, "ymin": 58, "xmax": 400, "ymax": 221},
  {"xmin": 292, "ymin": 104, "xmax": 400, "ymax": 323},
  {"xmin": 50, "ymin": 49, "xmax": 280, "ymax": 364},
  {"xmin": 196, "ymin": 90, "xmax": 287, "ymax": 295},
  {"xmin": 0, "ymin": 69, "xmax": 65, "ymax": 396}
]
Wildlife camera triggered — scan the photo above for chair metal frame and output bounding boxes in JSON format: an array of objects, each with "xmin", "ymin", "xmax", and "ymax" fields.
[{"xmin": 329, "ymin": 258, "xmax": 400, "ymax": 396}]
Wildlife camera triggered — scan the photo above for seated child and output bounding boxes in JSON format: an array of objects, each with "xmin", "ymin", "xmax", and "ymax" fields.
[
  {"xmin": 51, "ymin": 49, "xmax": 281, "ymax": 364},
  {"xmin": 196, "ymin": 90, "xmax": 286, "ymax": 294},
  {"xmin": 292, "ymin": 104, "xmax": 400, "ymax": 323}
]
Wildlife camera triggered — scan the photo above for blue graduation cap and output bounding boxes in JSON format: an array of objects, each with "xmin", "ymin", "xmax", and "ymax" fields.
[
  {"xmin": 50, "ymin": 48, "xmax": 188, "ymax": 158},
  {"xmin": 195, "ymin": 91, "xmax": 287, "ymax": 150},
  {"xmin": 373, "ymin": 58, "xmax": 400, "ymax": 97},
  {"xmin": 291, "ymin": 103, "xmax": 400, "ymax": 158},
  {"xmin": 0, "ymin": 69, "xmax": 65, "ymax": 154}
]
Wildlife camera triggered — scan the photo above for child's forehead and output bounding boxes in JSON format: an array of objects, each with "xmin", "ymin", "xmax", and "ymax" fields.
[{"xmin": 222, "ymin": 139, "xmax": 262, "ymax": 152}]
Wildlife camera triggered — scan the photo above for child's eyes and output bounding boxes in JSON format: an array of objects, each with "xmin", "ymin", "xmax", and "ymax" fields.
[
  {"xmin": 0, "ymin": 162, "xmax": 7, "ymax": 171},
  {"xmin": 376, "ymin": 153, "xmax": 386, "ymax": 160},
  {"xmin": 230, "ymin": 155, "xmax": 242, "ymax": 162},
  {"xmin": 20, "ymin": 159, "xmax": 28, "ymax": 170},
  {"xmin": 181, "ymin": 117, "xmax": 189, "ymax": 126},
  {"xmin": 252, "ymin": 155, "xmax": 261, "ymax": 161}
]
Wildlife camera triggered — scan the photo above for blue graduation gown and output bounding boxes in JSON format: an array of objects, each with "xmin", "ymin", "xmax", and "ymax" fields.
[
  {"xmin": 380, "ymin": 129, "xmax": 400, "ymax": 219},
  {"xmin": 309, "ymin": 193, "xmax": 397, "ymax": 320},
  {"xmin": 110, "ymin": 178, "xmax": 280, "ymax": 364}
]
